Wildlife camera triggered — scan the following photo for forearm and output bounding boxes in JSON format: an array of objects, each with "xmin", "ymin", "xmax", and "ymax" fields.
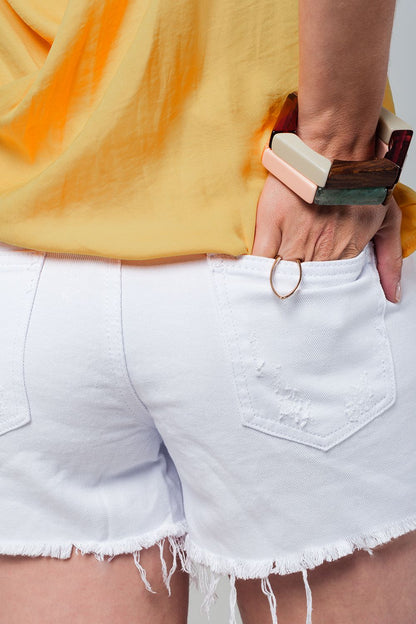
[{"xmin": 297, "ymin": 0, "xmax": 397, "ymax": 159}]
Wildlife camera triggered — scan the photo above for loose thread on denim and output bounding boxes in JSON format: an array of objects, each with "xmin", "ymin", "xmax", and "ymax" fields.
[
  {"xmin": 133, "ymin": 550, "xmax": 157, "ymax": 594},
  {"xmin": 158, "ymin": 540, "xmax": 169, "ymax": 591},
  {"xmin": 302, "ymin": 568, "xmax": 313, "ymax": 624},
  {"xmin": 229, "ymin": 573, "xmax": 238, "ymax": 624},
  {"xmin": 164, "ymin": 537, "xmax": 179, "ymax": 597},
  {"xmin": 175, "ymin": 536, "xmax": 188, "ymax": 571},
  {"xmin": 136, "ymin": 535, "xmax": 185, "ymax": 597},
  {"xmin": 200, "ymin": 571, "xmax": 221, "ymax": 618},
  {"xmin": 260, "ymin": 577, "xmax": 279, "ymax": 624}
]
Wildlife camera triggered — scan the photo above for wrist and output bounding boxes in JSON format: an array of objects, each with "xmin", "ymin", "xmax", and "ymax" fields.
[{"xmin": 296, "ymin": 125, "xmax": 376, "ymax": 161}]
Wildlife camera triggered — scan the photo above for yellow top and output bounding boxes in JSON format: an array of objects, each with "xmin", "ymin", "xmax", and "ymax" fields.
[{"xmin": 0, "ymin": 0, "xmax": 415, "ymax": 260}]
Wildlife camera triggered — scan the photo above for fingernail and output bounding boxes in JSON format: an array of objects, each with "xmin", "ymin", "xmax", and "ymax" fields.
[{"xmin": 395, "ymin": 281, "xmax": 401, "ymax": 303}]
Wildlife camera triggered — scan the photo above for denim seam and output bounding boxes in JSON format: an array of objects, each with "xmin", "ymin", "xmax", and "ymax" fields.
[
  {"xmin": 21, "ymin": 254, "xmax": 46, "ymax": 430},
  {"xmin": 211, "ymin": 259, "xmax": 263, "ymax": 428},
  {"xmin": 206, "ymin": 256, "xmax": 249, "ymax": 420},
  {"xmin": 117, "ymin": 262, "xmax": 155, "ymax": 421},
  {"xmin": 103, "ymin": 261, "xmax": 146, "ymax": 422},
  {"xmin": 219, "ymin": 265, "xmax": 362, "ymax": 278},
  {"xmin": 208, "ymin": 244, "xmax": 371, "ymax": 278},
  {"xmin": 0, "ymin": 254, "xmax": 45, "ymax": 434},
  {"xmin": 210, "ymin": 262, "xmax": 369, "ymax": 279}
]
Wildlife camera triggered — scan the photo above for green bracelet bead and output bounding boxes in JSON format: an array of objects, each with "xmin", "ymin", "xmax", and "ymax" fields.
[{"xmin": 314, "ymin": 187, "xmax": 388, "ymax": 206}]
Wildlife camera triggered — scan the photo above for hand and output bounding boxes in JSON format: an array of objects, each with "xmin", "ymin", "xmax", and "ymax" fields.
[{"xmin": 251, "ymin": 173, "xmax": 403, "ymax": 303}]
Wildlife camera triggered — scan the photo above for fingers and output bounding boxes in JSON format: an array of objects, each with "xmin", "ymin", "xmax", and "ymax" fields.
[
  {"xmin": 251, "ymin": 222, "xmax": 282, "ymax": 258},
  {"xmin": 373, "ymin": 199, "xmax": 403, "ymax": 304},
  {"xmin": 251, "ymin": 185, "xmax": 283, "ymax": 257},
  {"xmin": 252, "ymin": 176, "xmax": 403, "ymax": 299}
]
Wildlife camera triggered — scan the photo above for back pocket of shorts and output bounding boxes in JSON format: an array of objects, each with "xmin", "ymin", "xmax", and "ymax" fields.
[
  {"xmin": 0, "ymin": 244, "xmax": 45, "ymax": 437},
  {"xmin": 207, "ymin": 242, "xmax": 396, "ymax": 452}
]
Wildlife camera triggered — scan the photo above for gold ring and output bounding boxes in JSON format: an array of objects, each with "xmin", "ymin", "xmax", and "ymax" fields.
[{"xmin": 269, "ymin": 255, "xmax": 303, "ymax": 299}]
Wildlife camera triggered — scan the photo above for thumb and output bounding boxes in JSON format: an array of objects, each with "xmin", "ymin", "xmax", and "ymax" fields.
[{"xmin": 373, "ymin": 198, "xmax": 403, "ymax": 304}]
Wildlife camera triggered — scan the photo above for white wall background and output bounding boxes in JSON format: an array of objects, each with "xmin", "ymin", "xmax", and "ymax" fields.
[
  {"xmin": 188, "ymin": 2, "xmax": 416, "ymax": 622},
  {"xmin": 388, "ymin": 0, "xmax": 416, "ymax": 188}
]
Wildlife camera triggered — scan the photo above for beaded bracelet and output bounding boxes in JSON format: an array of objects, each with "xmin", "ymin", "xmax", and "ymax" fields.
[{"xmin": 261, "ymin": 92, "xmax": 413, "ymax": 205}]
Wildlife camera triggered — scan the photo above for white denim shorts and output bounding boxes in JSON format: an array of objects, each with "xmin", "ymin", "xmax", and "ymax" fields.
[{"xmin": 1, "ymin": 238, "xmax": 416, "ymax": 624}]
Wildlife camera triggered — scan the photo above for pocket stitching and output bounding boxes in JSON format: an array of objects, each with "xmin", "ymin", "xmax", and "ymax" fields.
[
  {"xmin": 207, "ymin": 250, "xmax": 397, "ymax": 451},
  {"xmin": 206, "ymin": 259, "xmax": 251, "ymax": 420},
  {"xmin": 0, "ymin": 255, "xmax": 45, "ymax": 436},
  {"xmin": 209, "ymin": 245, "xmax": 371, "ymax": 278}
]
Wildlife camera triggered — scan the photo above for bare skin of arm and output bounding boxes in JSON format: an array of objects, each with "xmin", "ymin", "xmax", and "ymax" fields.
[{"xmin": 252, "ymin": 0, "xmax": 402, "ymax": 303}]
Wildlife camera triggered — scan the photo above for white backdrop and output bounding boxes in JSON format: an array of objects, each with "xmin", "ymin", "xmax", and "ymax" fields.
[
  {"xmin": 389, "ymin": 0, "xmax": 416, "ymax": 187},
  {"xmin": 188, "ymin": 2, "xmax": 416, "ymax": 622}
]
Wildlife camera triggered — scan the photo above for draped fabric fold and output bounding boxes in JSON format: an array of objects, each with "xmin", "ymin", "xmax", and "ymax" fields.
[{"xmin": 0, "ymin": 0, "xmax": 415, "ymax": 259}]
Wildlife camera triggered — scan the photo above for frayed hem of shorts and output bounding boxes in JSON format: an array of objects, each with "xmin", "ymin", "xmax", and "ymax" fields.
[
  {"xmin": 0, "ymin": 521, "xmax": 188, "ymax": 560},
  {"xmin": 181, "ymin": 514, "xmax": 416, "ymax": 624},
  {"xmin": 0, "ymin": 521, "xmax": 188, "ymax": 597}
]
